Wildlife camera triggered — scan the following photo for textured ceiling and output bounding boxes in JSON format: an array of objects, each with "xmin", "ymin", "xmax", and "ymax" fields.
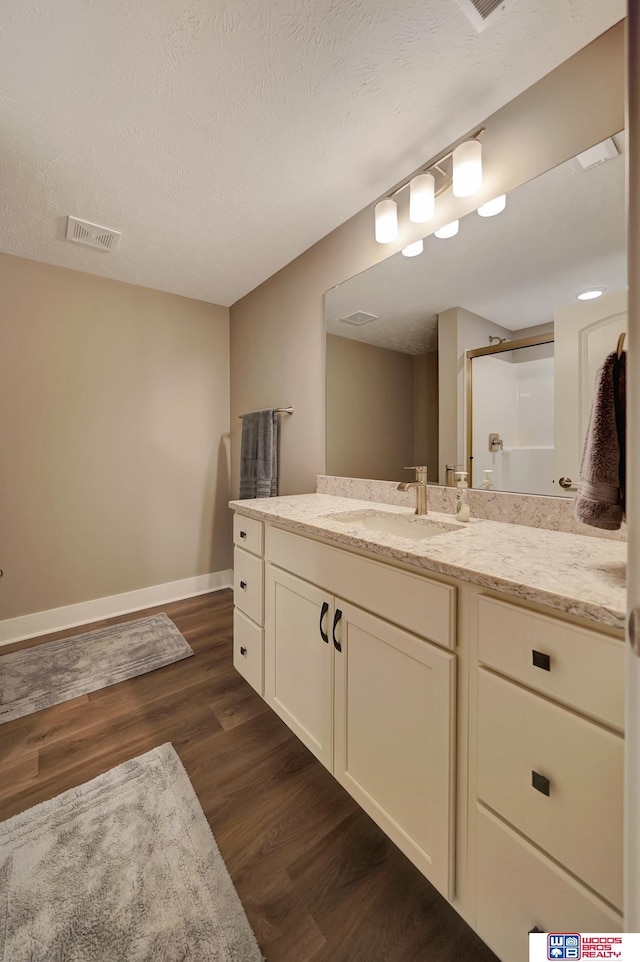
[
  {"xmin": 0, "ymin": 0, "xmax": 625, "ymax": 307},
  {"xmin": 325, "ymin": 139, "xmax": 626, "ymax": 353}
]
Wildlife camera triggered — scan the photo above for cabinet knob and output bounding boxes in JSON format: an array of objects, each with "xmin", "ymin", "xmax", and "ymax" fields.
[
  {"xmin": 240, "ymin": 646, "xmax": 247, "ymax": 656},
  {"xmin": 532, "ymin": 650, "xmax": 551, "ymax": 671},
  {"xmin": 240, "ymin": 580, "xmax": 247, "ymax": 590},
  {"xmin": 532, "ymin": 771, "xmax": 550, "ymax": 796},
  {"xmin": 240, "ymin": 530, "xmax": 247, "ymax": 538}
]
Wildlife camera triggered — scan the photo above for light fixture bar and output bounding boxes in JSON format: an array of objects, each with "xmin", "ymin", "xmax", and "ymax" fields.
[
  {"xmin": 372, "ymin": 126, "xmax": 485, "ymax": 245},
  {"xmin": 386, "ymin": 127, "xmax": 485, "ymax": 202}
]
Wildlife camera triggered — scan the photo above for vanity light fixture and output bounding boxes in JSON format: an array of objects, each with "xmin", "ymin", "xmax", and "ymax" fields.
[
  {"xmin": 401, "ymin": 239, "xmax": 424, "ymax": 257},
  {"xmin": 576, "ymin": 288, "xmax": 606, "ymax": 300},
  {"xmin": 477, "ymin": 194, "xmax": 506, "ymax": 217},
  {"xmin": 409, "ymin": 173, "xmax": 435, "ymax": 223},
  {"xmin": 374, "ymin": 198, "xmax": 398, "ymax": 243},
  {"xmin": 452, "ymin": 140, "xmax": 483, "ymax": 197},
  {"xmin": 373, "ymin": 128, "xmax": 484, "ymax": 244},
  {"xmin": 434, "ymin": 220, "xmax": 459, "ymax": 239}
]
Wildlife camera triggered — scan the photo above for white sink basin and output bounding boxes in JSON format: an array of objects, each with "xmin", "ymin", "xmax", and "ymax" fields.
[{"xmin": 325, "ymin": 510, "xmax": 465, "ymax": 541}]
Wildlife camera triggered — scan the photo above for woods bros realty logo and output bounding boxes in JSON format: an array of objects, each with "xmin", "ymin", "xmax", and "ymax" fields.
[{"xmin": 546, "ymin": 934, "xmax": 624, "ymax": 959}]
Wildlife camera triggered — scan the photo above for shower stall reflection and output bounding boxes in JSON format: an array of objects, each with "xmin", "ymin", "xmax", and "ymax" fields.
[{"xmin": 468, "ymin": 337, "xmax": 555, "ymax": 496}]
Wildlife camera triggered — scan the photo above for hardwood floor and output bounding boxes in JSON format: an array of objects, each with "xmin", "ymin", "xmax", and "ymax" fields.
[{"xmin": 0, "ymin": 590, "xmax": 498, "ymax": 961}]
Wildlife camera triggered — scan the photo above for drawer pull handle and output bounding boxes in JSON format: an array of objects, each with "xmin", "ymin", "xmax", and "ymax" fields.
[
  {"xmin": 532, "ymin": 650, "xmax": 551, "ymax": 671},
  {"xmin": 240, "ymin": 580, "xmax": 247, "ymax": 590},
  {"xmin": 332, "ymin": 608, "xmax": 343, "ymax": 652},
  {"xmin": 240, "ymin": 530, "xmax": 247, "ymax": 539},
  {"xmin": 319, "ymin": 601, "xmax": 329, "ymax": 644},
  {"xmin": 240, "ymin": 646, "xmax": 247, "ymax": 656},
  {"xmin": 532, "ymin": 771, "xmax": 550, "ymax": 796}
]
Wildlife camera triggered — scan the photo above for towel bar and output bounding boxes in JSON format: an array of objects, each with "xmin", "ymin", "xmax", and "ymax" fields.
[{"xmin": 237, "ymin": 406, "xmax": 294, "ymax": 418}]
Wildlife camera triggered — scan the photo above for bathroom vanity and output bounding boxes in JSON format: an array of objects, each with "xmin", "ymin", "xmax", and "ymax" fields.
[{"xmin": 230, "ymin": 491, "xmax": 625, "ymax": 962}]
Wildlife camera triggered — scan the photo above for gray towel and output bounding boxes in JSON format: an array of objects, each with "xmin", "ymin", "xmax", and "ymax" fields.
[
  {"xmin": 239, "ymin": 408, "xmax": 278, "ymax": 499},
  {"xmin": 573, "ymin": 350, "xmax": 626, "ymax": 530}
]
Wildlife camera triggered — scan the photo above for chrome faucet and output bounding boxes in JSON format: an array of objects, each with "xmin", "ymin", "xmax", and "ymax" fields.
[{"xmin": 397, "ymin": 466, "xmax": 428, "ymax": 515}]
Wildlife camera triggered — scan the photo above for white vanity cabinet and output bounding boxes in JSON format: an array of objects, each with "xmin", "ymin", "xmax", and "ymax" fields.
[
  {"xmin": 230, "ymin": 506, "xmax": 626, "ymax": 958},
  {"xmin": 473, "ymin": 595, "xmax": 625, "ymax": 962},
  {"xmin": 232, "ymin": 514, "xmax": 265, "ymax": 695},
  {"xmin": 264, "ymin": 525, "xmax": 457, "ymax": 900},
  {"xmin": 264, "ymin": 565, "xmax": 334, "ymax": 766}
]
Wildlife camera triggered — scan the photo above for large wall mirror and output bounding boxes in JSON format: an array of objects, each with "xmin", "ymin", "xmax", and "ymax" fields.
[{"xmin": 325, "ymin": 132, "xmax": 626, "ymax": 497}]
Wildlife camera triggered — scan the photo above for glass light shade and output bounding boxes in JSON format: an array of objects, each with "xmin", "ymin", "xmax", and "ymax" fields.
[
  {"xmin": 453, "ymin": 140, "xmax": 483, "ymax": 197},
  {"xmin": 477, "ymin": 194, "xmax": 506, "ymax": 217},
  {"xmin": 434, "ymin": 220, "xmax": 459, "ymax": 239},
  {"xmin": 409, "ymin": 173, "xmax": 435, "ymax": 223},
  {"xmin": 577, "ymin": 288, "xmax": 606, "ymax": 300},
  {"xmin": 401, "ymin": 239, "xmax": 424, "ymax": 257},
  {"xmin": 374, "ymin": 198, "xmax": 398, "ymax": 243}
]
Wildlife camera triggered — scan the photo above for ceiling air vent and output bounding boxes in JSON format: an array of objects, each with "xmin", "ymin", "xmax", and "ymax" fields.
[
  {"xmin": 66, "ymin": 216, "xmax": 121, "ymax": 251},
  {"xmin": 454, "ymin": 0, "xmax": 511, "ymax": 32},
  {"xmin": 574, "ymin": 137, "xmax": 620, "ymax": 171},
  {"xmin": 339, "ymin": 311, "xmax": 378, "ymax": 326}
]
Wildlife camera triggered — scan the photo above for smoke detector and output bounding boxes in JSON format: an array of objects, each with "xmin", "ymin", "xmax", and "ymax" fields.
[
  {"xmin": 339, "ymin": 311, "xmax": 378, "ymax": 326},
  {"xmin": 453, "ymin": 0, "xmax": 511, "ymax": 32},
  {"xmin": 66, "ymin": 216, "xmax": 121, "ymax": 251}
]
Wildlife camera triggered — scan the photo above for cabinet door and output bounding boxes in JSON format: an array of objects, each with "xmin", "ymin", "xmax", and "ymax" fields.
[
  {"xmin": 265, "ymin": 566, "xmax": 334, "ymax": 768},
  {"xmin": 333, "ymin": 601, "xmax": 456, "ymax": 900}
]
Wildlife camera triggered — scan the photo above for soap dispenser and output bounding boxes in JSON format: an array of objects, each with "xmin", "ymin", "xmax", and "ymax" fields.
[
  {"xmin": 480, "ymin": 469, "xmax": 494, "ymax": 490},
  {"xmin": 455, "ymin": 471, "xmax": 471, "ymax": 522}
]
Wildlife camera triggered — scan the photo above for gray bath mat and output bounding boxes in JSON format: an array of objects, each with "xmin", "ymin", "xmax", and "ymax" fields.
[
  {"xmin": 0, "ymin": 613, "xmax": 193, "ymax": 725},
  {"xmin": 0, "ymin": 743, "xmax": 264, "ymax": 961}
]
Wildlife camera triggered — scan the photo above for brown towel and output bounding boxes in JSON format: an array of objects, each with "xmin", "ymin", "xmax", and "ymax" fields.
[{"xmin": 573, "ymin": 350, "xmax": 626, "ymax": 530}]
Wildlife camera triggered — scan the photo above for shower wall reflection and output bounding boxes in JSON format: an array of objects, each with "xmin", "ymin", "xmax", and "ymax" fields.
[{"xmin": 469, "ymin": 340, "xmax": 554, "ymax": 495}]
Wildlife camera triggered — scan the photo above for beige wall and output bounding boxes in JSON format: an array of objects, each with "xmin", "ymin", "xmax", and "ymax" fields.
[
  {"xmin": 229, "ymin": 23, "xmax": 624, "ymax": 496},
  {"xmin": 0, "ymin": 255, "xmax": 231, "ymax": 620},
  {"xmin": 413, "ymin": 352, "xmax": 439, "ymax": 480},
  {"xmin": 326, "ymin": 334, "xmax": 414, "ymax": 480}
]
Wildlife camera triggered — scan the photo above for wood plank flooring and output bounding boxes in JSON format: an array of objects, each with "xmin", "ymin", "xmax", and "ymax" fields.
[{"xmin": 0, "ymin": 590, "xmax": 499, "ymax": 961}]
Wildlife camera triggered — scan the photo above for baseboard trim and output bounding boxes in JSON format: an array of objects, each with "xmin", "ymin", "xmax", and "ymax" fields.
[{"xmin": 0, "ymin": 570, "xmax": 234, "ymax": 647}]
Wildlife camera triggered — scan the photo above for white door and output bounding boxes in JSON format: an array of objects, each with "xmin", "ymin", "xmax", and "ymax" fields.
[
  {"xmin": 553, "ymin": 290, "xmax": 627, "ymax": 494},
  {"xmin": 333, "ymin": 600, "xmax": 456, "ymax": 900},
  {"xmin": 264, "ymin": 566, "xmax": 334, "ymax": 768}
]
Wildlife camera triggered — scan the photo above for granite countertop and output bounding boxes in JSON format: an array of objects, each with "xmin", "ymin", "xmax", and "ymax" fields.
[{"xmin": 229, "ymin": 493, "xmax": 627, "ymax": 630}]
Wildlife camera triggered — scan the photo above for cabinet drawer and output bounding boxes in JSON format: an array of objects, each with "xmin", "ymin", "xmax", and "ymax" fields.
[
  {"xmin": 476, "ymin": 806, "xmax": 622, "ymax": 962},
  {"xmin": 478, "ymin": 595, "xmax": 624, "ymax": 730},
  {"xmin": 266, "ymin": 525, "xmax": 455, "ymax": 649},
  {"xmin": 233, "ymin": 513, "xmax": 264, "ymax": 557},
  {"xmin": 233, "ymin": 609, "xmax": 264, "ymax": 695},
  {"xmin": 477, "ymin": 668, "xmax": 623, "ymax": 908},
  {"xmin": 234, "ymin": 547, "xmax": 264, "ymax": 625}
]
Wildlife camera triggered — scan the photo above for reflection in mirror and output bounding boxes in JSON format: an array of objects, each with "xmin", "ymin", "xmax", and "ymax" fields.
[
  {"xmin": 325, "ymin": 133, "xmax": 626, "ymax": 496},
  {"xmin": 467, "ymin": 336, "xmax": 555, "ymax": 496}
]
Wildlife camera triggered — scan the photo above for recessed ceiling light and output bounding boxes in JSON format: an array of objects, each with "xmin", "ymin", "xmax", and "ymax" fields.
[
  {"xmin": 576, "ymin": 288, "xmax": 606, "ymax": 301},
  {"xmin": 402, "ymin": 240, "xmax": 423, "ymax": 257},
  {"xmin": 434, "ymin": 220, "xmax": 459, "ymax": 239}
]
